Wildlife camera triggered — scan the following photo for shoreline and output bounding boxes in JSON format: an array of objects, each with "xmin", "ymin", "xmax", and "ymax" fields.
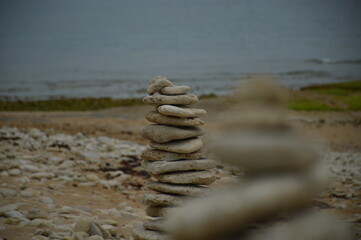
[{"xmin": 0, "ymin": 80, "xmax": 360, "ymax": 111}]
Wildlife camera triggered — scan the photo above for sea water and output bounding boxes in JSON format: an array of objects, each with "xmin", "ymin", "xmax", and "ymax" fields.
[{"xmin": 0, "ymin": 0, "xmax": 360, "ymax": 99}]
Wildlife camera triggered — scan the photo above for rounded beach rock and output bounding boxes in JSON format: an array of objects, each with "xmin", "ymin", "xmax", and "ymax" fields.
[
  {"xmin": 143, "ymin": 94, "xmax": 198, "ymax": 106},
  {"xmin": 165, "ymin": 175, "xmax": 326, "ymax": 240},
  {"xmin": 155, "ymin": 171, "xmax": 216, "ymax": 185},
  {"xmin": 141, "ymin": 149, "xmax": 205, "ymax": 161},
  {"xmin": 149, "ymin": 138, "xmax": 203, "ymax": 154},
  {"xmin": 132, "ymin": 225, "xmax": 168, "ymax": 240},
  {"xmin": 141, "ymin": 125, "xmax": 205, "ymax": 143},
  {"xmin": 145, "ymin": 181, "xmax": 208, "ymax": 196},
  {"xmin": 160, "ymin": 86, "xmax": 190, "ymax": 95},
  {"xmin": 146, "ymin": 111, "xmax": 204, "ymax": 127},
  {"xmin": 144, "ymin": 219, "xmax": 166, "ymax": 231},
  {"xmin": 158, "ymin": 105, "xmax": 206, "ymax": 118},
  {"xmin": 147, "ymin": 76, "xmax": 174, "ymax": 95},
  {"xmin": 142, "ymin": 159, "xmax": 217, "ymax": 175},
  {"xmin": 146, "ymin": 206, "xmax": 171, "ymax": 217},
  {"xmin": 212, "ymin": 133, "xmax": 320, "ymax": 174},
  {"xmin": 141, "ymin": 193, "xmax": 185, "ymax": 207}
]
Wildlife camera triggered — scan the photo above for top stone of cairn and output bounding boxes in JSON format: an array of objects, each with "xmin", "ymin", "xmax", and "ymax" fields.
[
  {"xmin": 148, "ymin": 76, "xmax": 174, "ymax": 95},
  {"xmin": 144, "ymin": 76, "xmax": 199, "ymax": 105}
]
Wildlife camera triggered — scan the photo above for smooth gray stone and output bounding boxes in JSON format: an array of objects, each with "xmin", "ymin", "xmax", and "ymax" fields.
[
  {"xmin": 73, "ymin": 218, "xmax": 92, "ymax": 233},
  {"xmin": 142, "ymin": 159, "xmax": 217, "ymax": 175},
  {"xmin": 144, "ymin": 219, "xmax": 166, "ymax": 231},
  {"xmin": 244, "ymin": 212, "xmax": 351, "ymax": 240},
  {"xmin": 132, "ymin": 225, "xmax": 168, "ymax": 240},
  {"xmin": 211, "ymin": 132, "xmax": 320, "ymax": 174},
  {"xmin": 158, "ymin": 105, "xmax": 206, "ymax": 118},
  {"xmin": 147, "ymin": 76, "xmax": 173, "ymax": 95},
  {"xmin": 166, "ymin": 175, "xmax": 328, "ymax": 240},
  {"xmin": 141, "ymin": 148, "xmax": 204, "ymax": 161},
  {"xmin": 4, "ymin": 210, "xmax": 25, "ymax": 219},
  {"xmin": 149, "ymin": 138, "xmax": 203, "ymax": 154},
  {"xmin": 143, "ymin": 94, "xmax": 198, "ymax": 105},
  {"xmin": 73, "ymin": 219, "xmax": 111, "ymax": 239},
  {"xmin": 0, "ymin": 204, "xmax": 21, "ymax": 214},
  {"xmin": 141, "ymin": 193, "xmax": 185, "ymax": 206},
  {"xmin": 145, "ymin": 206, "xmax": 171, "ymax": 218},
  {"xmin": 146, "ymin": 111, "xmax": 204, "ymax": 127},
  {"xmin": 25, "ymin": 209, "xmax": 48, "ymax": 220},
  {"xmin": 145, "ymin": 181, "xmax": 208, "ymax": 196},
  {"xmin": 141, "ymin": 124, "xmax": 205, "ymax": 143},
  {"xmin": 155, "ymin": 171, "xmax": 215, "ymax": 185},
  {"xmin": 89, "ymin": 222, "xmax": 103, "ymax": 237},
  {"xmin": 160, "ymin": 86, "xmax": 190, "ymax": 95}
]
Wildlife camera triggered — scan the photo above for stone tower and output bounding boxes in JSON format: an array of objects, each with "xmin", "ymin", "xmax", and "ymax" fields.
[
  {"xmin": 132, "ymin": 76, "xmax": 217, "ymax": 240},
  {"xmin": 165, "ymin": 80, "xmax": 348, "ymax": 240}
]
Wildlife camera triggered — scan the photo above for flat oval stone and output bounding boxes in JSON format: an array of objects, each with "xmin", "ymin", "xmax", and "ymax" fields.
[
  {"xmin": 150, "ymin": 138, "xmax": 203, "ymax": 154},
  {"xmin": 143, "ymin": 94, "xmax": 198, "ymax": 105},
  {"xmin": 132, "ymin": 225, "xmax": 168, "ymax": 240},
  {"xmin": 158, "ymin": 105, "xmax": 206, "ymax": 118},
  {"xmin": 147, "ymin": 76, "xmax": 174, "ymax": 95},
  {"xmin": 142, "ymin": 159, "xmax": 217, "ymax": 175},
  {"xmin": 165, "ymin": 176, "xmax": 326, "ymax": 240},
  {"xmin": 145, "ymin": 181, "xmax": 208, "ymax": 196},
  {"xmin": 160, "ymin": 86, "xmax": 190, "ymax": 95},
  {"xmin": 146, "ymin": 111, "xmax": 204, "ymax": 127},
  {"xmin": 141, "ymin": 125, "xmax": 205, "ymax": 143},
  {"xmin": 141, "ymin": 148, "xmax": 205, "ymax": 161},
  {"xmin": 141, "ymin": 193, "xmax": 185, "ymax": 206},
  {"xmin": 213, "ymin": 133, "xmax": 321, "ymax": 174},
  {"xmin": 155, "ymin": 171, "xmax": 215, "ymax": 185},
  {"xmin": 145, "ymin": 206, "xmax": 171, "ymax": 217},
  {"xmin": 144, "ymin": 219, "xmax": 165, "ymax": 231}
]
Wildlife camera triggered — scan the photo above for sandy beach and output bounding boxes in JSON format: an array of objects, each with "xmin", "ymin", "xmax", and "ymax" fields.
[{"xmin": 0, "ymin": 95, "xmax": 360, "ymax": 239}]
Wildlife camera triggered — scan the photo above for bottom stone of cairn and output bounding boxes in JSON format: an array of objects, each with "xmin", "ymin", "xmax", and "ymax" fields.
[{"xmin": 132, "ymin": 225, "xmax": 168, "ymax": 240}]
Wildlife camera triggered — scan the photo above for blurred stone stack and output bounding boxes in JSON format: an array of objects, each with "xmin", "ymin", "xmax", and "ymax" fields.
[
  {"xmin": 132, "ymin": 76, "xmax": 217, "ymax": 240},
  {"xmin": 166, "ymin": 80, "xmax": 349, "ymax": 240}
]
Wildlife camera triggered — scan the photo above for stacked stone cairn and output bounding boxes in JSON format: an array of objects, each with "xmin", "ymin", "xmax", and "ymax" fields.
[
  {"xmin": 166, "ymin": 80, "xmax": 350, "ymax": 240},
  {"xmin": 132, "ymin": 76, "xmax": 217, "ymax": 240}
]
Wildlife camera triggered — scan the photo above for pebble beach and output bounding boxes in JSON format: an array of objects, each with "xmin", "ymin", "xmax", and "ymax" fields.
[
  {"xmin": 1, "ymin": 0, "xmax": 360, "ymax": 239},
  {"xmin": 0, "ymin": 94, "xmax": 360, "ymax": 239}
]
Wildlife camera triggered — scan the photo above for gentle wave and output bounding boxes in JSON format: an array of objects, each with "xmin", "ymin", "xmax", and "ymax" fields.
[
  {"xmin": 307, "ymin": 58, "xmax": 361, "ymax": 64},
  {"xmin": 279, "ymin": 70, "xmax": 331, "ymax": 78}
]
